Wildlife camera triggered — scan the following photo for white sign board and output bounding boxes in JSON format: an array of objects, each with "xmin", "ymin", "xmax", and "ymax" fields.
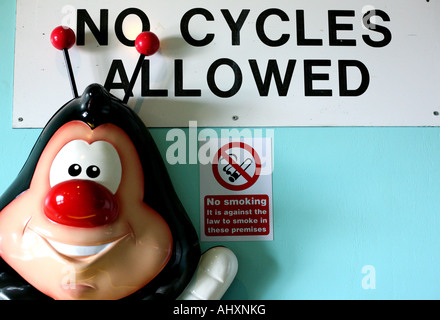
[
  {"xmin": 13, "ymin": 0, "xmax": 440, "ymax": 128},
  {"xmin": 199, "ymin": 138, "xmax": 273, "ymax": 242}
]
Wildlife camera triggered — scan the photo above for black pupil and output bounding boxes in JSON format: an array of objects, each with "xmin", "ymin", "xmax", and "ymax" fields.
[
  {"xmin": 68, "ymin": 164, "xmax": 82, "ymax": 177},
  {"xmin": 86, "ymin": 165, "xmax": 100, "ymax": 178},
  {"xmin": 68, "ymin": 164, "xmax": 101, "ymax": 179}
]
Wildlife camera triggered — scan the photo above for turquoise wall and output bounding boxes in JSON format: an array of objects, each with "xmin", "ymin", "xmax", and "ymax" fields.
[{"xmin": 1, "ymin": 0, "xmax": 440, "ymax": 299}]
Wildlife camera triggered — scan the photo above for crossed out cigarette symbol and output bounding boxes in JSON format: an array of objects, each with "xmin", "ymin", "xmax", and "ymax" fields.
[{"xmin": 212, "ymin": 142, "xmax": 262, "ymax": 191}]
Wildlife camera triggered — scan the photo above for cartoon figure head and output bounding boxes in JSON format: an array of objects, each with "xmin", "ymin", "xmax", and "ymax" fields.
[{"xmin": 0, "ymin": 28, "xmax": 200, "ymax": 300}]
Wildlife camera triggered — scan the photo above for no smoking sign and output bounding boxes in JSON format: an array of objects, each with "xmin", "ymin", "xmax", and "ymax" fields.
[
  {"xmin": 213, "ymin": 142, "xmax": 262, "ymax": 191},
  {"xmin": 199, "ymin": 138, "xmax": 273, "ymax": 242}
]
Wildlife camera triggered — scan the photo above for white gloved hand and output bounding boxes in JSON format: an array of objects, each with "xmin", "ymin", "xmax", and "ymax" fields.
[{"xmin": 178, "ymin": 247, "xmax": 238, "ymax": 300}]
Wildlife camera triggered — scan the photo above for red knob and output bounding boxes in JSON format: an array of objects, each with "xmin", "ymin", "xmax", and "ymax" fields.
[
  {"xmin": 44, "ymin": 180, "xmax": 119, "ymax": 228},
  {"xmin": 51, "ymin": 26, "xmax": 76, "ymax": 50},
  {"xmin": 135, "ymin": 31, "xmax": 160, "ymax": 56}
]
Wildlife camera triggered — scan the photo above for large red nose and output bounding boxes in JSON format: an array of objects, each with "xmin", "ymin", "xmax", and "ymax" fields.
[{"xmin": 44, "ymin": 179, "xmax": 119, "ymax": 228}]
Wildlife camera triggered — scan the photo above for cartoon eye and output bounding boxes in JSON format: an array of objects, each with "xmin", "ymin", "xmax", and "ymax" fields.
[
  {"xmin": 50, "ymin": 140, "xmax": 122, "ymax": 194},
  {"xmin": 68, "ymin": 164, "xmax": 82, "ymax": 177},
  {"xmin": 86, "ymin": 165, "xmax": 100, "ymax": 179}
]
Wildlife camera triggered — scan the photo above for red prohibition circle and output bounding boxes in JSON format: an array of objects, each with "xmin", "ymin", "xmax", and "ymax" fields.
[{"xmin": 212, "ymin": 142, "xmax": 262, "ymax": 191}]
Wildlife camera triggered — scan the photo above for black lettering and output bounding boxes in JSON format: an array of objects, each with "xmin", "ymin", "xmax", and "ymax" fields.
[
  {"xmin": 115, "ymin": 8, "xmax": 150, "ymax": 47},
  {"xmin": 338, "ymin": 60, "xmax": 370, "ymax": 96},
  {"xmin": 249, "ymin": 60, "xmax": 296, "ymax": 96},
  {"xmin": 328, "ymin": 10, "xmax": 356, "ymax": 46},
  {"xmin": 175, "ymin": 60, "xmax": 202, "ymax": 97},
  {"xmin": 296, "ymin": 10, "xmax": 323, "ymax": 46},
  {"xmin": 362, "ymin": 10, "xmax": 392, "ymax": 48},
  {"xmin": 207, "ymin": 59, "xmax": 243, "ymax": 98},
  {"xmin": 256, "ymin": 9, "xmax": 290, "ymax": 47},
  {"xmin": 141, "ymin": 60, "xmax": 168, "ymax": 97},
  {"xmin": 181, "ymin": 8, "xmax": 215, "ymax": 47},
  {"xmin": 104, "ymin": 59, "xmax": 130, "ymax": 95},
  {"xmin": 221, "ymin": 9, "xmax": 251, "ymax": 46},
  {"xmin": 77, "ymin": 9, "xmax": 109, "ymax": 46},
  {"xmin": 304, "ymin": 60, "xmax": 332, "ymax": 96}
]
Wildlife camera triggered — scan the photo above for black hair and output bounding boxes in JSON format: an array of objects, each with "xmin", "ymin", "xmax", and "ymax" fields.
[{"xmin": 0, "ymin": 84, "xmax": 201, "ymax": 300}]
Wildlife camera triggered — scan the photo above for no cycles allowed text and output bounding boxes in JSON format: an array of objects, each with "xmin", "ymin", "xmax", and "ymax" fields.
[{"xmin": 73, "ymin": 7, "xmax": 392, "ymax": 98}]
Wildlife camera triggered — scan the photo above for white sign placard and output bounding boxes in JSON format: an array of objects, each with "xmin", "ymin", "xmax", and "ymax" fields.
[
  {"xmin": 13, "ymin": 0, "xmax": 440, "ymax": 128},
  {"xmin": 199, "ymin": 138, "xmax": 273, "ymax": 242}
]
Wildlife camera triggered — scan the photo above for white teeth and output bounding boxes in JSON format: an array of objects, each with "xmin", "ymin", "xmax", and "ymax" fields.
[{"xmin": 46, "ymin": 239, "xmax": 114, "ymax": 257}]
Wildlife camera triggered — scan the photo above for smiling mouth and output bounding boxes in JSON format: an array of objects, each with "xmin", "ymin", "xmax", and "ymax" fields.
[{"xmin": 46, "ymin": 239, "xmax": 117, "ymax": 257}]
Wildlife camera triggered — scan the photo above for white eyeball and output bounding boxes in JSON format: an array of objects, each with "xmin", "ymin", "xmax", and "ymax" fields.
[{"xmin": 49, "ymin": 140, "xmax": 122, "ymax": 194}]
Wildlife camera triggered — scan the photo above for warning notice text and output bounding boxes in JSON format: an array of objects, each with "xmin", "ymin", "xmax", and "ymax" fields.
[{"xmin": 204, "ymin": 195, "xmax": 270, "ymax": 236}]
